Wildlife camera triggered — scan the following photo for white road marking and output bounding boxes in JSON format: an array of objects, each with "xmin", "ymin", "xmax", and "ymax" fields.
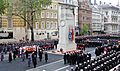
[
  {"xmin": 54, "ymin": 65, "xmax": 70, "ymax": 71},
  {"xmin": 37, "ymin": 59, "xmax": 63, "ymax": 68},
  {"xmin": 26, "ymin": 59, "xmax": 63, "ymax": 71},
  {"xmin": 26, "ymin": 49, "xmax": 96, "ymax": 71}
]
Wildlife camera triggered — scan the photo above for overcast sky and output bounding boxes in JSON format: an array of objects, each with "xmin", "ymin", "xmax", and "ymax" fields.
[{"xmin": 91, "ymin": 0, "xmax": 119, "ymax": 6}]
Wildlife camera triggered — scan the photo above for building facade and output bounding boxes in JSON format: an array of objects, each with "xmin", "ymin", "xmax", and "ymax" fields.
[
  {"xmin": 1, "ymin": 5, "xmax": 26, "ymax": 41},
  {"xmin": 78, "ymin": 0, "xmax": 92, "ymax": 34},
  {"xmin": 99, "ymin": 4, "xmax": 120, "ymax": 34},
  {"xmin": 91, "ymin": 5, "xmax": 104, "ymax": 35},
  {"xmin": 0, "ymin": 0, "xmax": 59, "ymax": 41},
  {"xmin": 27, "ymin": 0, "xmax": 59, "ymax": 40}
]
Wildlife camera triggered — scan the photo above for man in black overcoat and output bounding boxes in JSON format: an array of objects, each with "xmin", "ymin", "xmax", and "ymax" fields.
[
  {"xmin": 9, "ymin": 51, "xmax": 12, "ymax": 62},
  {"xmin": 45, "ymin": 52, "xmax": 48, "ymax": 63}
]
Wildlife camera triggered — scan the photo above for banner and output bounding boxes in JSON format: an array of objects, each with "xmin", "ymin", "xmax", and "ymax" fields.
[
  {"xmin": 68, "ymin": 27, "xmax": 74, "ymax": 42},
  {"xmin": 68, "ymin": 27, "xmax": 72, "ymax": 41},
  {"xmin": 71, "ymin": 28, "xmax": 74, "ymax": 41}
]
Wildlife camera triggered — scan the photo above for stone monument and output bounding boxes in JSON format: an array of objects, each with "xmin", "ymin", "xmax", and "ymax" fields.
[{"xmin": 57, "ymin": 3, "xmax": 76, "ymax": 52}]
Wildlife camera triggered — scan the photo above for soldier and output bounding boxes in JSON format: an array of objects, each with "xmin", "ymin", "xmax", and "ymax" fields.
[
  {"xmin": 25, "ymin": 51, "xmax": 28, "ymax": 59},
  {"xmin": 38, "ymin": 49, "xmax": 43, "ymax": 62},
  {"xmin": 66, "ymin": 53, "xmax": 69, "ymax": 64},
  {"xmin": 77, "ymin": 53, "xmax": 80, "ymax": 65},
  {"xmin": 95, "ymin": 47, "xmax": 101, "ymax": 57},
  {"xmin": 75, "ymin": 65, "xmax": 79, "ymax": 71},
  {"xmin": 88, "ymin": 53, "xmax": 91, "ymax": 60},
  {"xmin": 70, "ymin": 67, "xmax": 74, "ymax": 71},
  {"xmin": 45, "ymin": 52, "xmax": 48, "ymax": 63},
  {"xmin": 63, "ymin": 53, "xmax": 67, "ymax": 64},
  {"xmin": 69, "ymin": 53, "xmax": 72, "ymax": 65}
]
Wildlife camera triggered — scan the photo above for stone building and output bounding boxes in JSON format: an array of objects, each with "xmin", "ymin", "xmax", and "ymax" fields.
[{"xmin": 78, "ymin": 0, "xmax": 92, "ymax": 34}]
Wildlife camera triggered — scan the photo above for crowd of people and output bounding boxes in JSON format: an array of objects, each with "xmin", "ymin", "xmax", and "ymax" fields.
[
  {"xmin": 0, "ymin": 47, "xmax": 49, "ymax": 68},
  {"xmin": 71, "ymin": 45, "xmax": 120, "ymax": 71},
  {"xmin": 63, "ymin": 50, "xmax": 91, "ymax": 65},
  {"xmin": 95, "ymin": 44, "xmax": 120, "ymax": 57},
  {"xmin": 0, "ymin": 39, "xmax": 58, "ymax": 53},
  {"xmin": 0, "ymin": 39, "xmax": 59, "ymax": 68}
]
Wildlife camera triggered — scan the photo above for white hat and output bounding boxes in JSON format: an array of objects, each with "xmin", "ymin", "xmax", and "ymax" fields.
[{"xmin": 66, "ymin": 69, "xmax": 69, "ymax": 71}]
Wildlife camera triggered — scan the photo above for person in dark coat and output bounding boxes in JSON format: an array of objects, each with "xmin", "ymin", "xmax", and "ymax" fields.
[
  {"xmin": 1, "ymin": 51, "xmax": 4, "ymax": 61},
  {"xmin": 45, "ymin": 52, "xmax": 48, "ymax": 63},
  {"xmin": 13, "ymin": 50, "xmax": 16, "ymax": 60},
  {"xmin": 66, "ymin": 53, "xmax": 69, "ymax": 64},
  {"xmin": 32, "ymin": 52, "xmax": 37, "ymax": 68},
  {"xmin": 25, "ymin": 51, "xmax": 28, "ymax": 59},
  {"xmin": 38, "ymin": 49, "xmax": 42, "ymax": 62},
  {"xmin": 69, "ymin": 53, "xmax": 72, "ymax": 65},
  {"xmin": 8, "ymin": 51, "xmax": 12, "ymax": 62},
  {"xmin": 63, "ymin": 53, "xmax": 67, "ymax": 64},
  {"xmin": 95, "ymin": 47, "xmax": 101, "ymax": 56},
  {"xmin": 87, "ymin": 53, "xmax": 91, "ymax": 60},
  {"xmin": 77, "ymin": 54, "xmax": 82, "ymax": 65}
]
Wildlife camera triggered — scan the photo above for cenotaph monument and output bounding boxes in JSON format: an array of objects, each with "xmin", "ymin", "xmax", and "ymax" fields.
[{"xmin": 57, "ymin": 2, "xmax": 76, "ymax": 51}]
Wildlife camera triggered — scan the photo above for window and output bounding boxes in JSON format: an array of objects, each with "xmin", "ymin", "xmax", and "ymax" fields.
[
  {"xmin": 8, "ymin": 19, "xmax": 13, "ymax": 29},
  {"xmin": 54, "ymin": 22, "xmax": 57, "ymax": 29},
  {"xmin": 51, "ymin": 22, "xmax": 53, "ymax": 29},
  {"xmin": 46, "ymin": 12, "xmax": 49, "ymax": 18},
  {"xmin": 97, "ymin": 24, "xmax": 100, "ymax": 27},
  {"xmin": 52, "ymin": 23, "xmax": 55, "ymax": 29},
  {"xmin": 46, "ymin": 5, "xmax": 50, "ymax": 9},
  {"xmin": 66, "ymin": 0, "xmax": 68, "ymax": 3},
  {"xmin": 83, "ymin": 16, "xmax": 85, "ymax": 20},
  {"xmin": 54, "ymin": 13, "xmax": 57, "ymax": 18},
  {"xmin": 92, "ymin": 24, "xmax": 95, "ymax": 27},
  {"xmin": 69, "ymin": 0, "xmax": 72, "ymax": 4},
  {"xmin": 54, "ymin": 5, "xmax": 57, "ymax": 10},
  {"xmin": 46, "ymin": 21, "xmax": 50, "ymax": 29},
  {"xmin": 83, "ymin": 11, "xmax": 85, "ymax": 13},
  {"xmin": 41, "ymin": 4, "xmax": 44, "ymax": 8},
  {"xmin": 106, "ymin": 11, "xmax": 108, "ymax": 15},
  {"xmin": 36, "ymin": 22, "xmax": 39, "ymax": 29},
  {"xmin": 50, "ymin": 13, "xmax": 53, "ymax": 18},
  {"xmin": 41, "ymin": 12, "xmax": 44, "ymax": 18},
  {"xmin": 41, "ymin": 21, "xmax": 45, "ymax": 29},
  {"xmin": 86, "ymin": 17, "xmax": 89, "ymax": 20},
  {"xmin": 36, "ymin": 13, "xmax": 38, "ymax": 19}
]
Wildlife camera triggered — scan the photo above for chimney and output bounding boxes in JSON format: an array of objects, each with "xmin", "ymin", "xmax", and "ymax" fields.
[
  {"xmin": 99, "ymin": 1, "xmax": 102, "ymax": 5},
  {"xmin": 89, "ymin": 0, "xmax": 92, "ymax": 5},
  {"xmin": 104, "ymin": 2, "xmax": 106, "ymax": 4},
  {"xmin": 117, "ymin": 0, "xmax": 119, "ymax": 6},
  {"xmin": 94, "ymin": 0, "xmax": 97, "ymax": 5}
]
